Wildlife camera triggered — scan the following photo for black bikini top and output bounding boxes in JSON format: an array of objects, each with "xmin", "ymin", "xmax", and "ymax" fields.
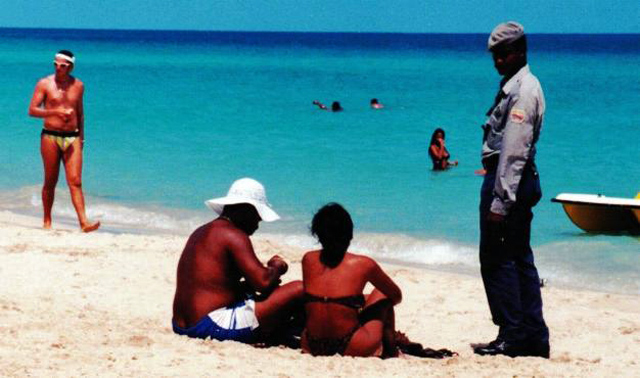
[{"xmin": 304, "ymin": 292, "xmax": 365, "ymax": 310}]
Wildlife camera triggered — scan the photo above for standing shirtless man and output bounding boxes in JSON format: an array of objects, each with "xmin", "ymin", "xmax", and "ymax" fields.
[{"xmin": 28, "ymin": 50, "xmax": 99, "ymax": 232}]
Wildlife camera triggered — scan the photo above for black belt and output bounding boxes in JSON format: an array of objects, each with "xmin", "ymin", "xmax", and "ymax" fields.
[
  {"xmin": 482, "ymin": 155, "xmax": 537, "ymax": 175},
  {"xmin": 41, "ymin": 129, "xmax": 80, "ymax": 137},
  {"xmin": 482, "ymin": 154, "xmax": 499, "ymax": 172}
]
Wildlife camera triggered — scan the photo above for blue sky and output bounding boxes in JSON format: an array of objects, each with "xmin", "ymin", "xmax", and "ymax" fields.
[{"xmin": 1, "ymin": 0, "xmax": 638, "ymax": 33}]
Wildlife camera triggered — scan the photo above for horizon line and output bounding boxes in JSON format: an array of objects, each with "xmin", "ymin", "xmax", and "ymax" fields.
[{"xmin": 1, "ymin": 26, "xmax": 638, "ymax": 36}]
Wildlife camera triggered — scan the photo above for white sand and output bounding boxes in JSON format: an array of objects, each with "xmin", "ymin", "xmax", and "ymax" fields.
[{"xmin": 1, "ymin": 210, "xmax": 639, "ymax": 377}]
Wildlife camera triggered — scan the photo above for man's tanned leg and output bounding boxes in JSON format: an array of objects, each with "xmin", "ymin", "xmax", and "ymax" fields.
[
  {"xmin": 40, "ymin": 136, "xmax": 62, "ymax": 229},
  {"xmin": 62, "ymin": 139, "xmax": 99, "ymax": 232},
  {"xmin": 254, "ymin": 281, "xmax": 303, "ymax": 336}
]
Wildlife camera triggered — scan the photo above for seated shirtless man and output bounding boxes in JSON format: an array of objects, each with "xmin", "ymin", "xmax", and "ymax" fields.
[
  {"xmin": 28, "ymin": 50, "xmax": 99, "ymax": 232},
  {"xmin": 172, "ymin": 178, "xmax": 303, "ymax": 344}
]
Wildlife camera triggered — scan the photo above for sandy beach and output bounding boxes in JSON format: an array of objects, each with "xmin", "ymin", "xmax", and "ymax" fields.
[{"xmin": 1, "ymin": 210, "xmax": 639, "ymax": 377}]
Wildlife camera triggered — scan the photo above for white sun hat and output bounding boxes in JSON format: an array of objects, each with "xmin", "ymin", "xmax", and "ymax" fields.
[{"xmin": 205, "ymin": 178, "xmax": 280, "ymax": 222}]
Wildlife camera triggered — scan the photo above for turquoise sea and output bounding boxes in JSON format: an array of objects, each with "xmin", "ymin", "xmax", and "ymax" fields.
[{"xmin": 0, "ymin": 29, "xmax": 638, "ymax": 294}]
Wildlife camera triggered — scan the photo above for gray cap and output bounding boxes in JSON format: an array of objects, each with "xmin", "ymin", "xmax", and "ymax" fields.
[{"xmin": 488, "ymin": 21, "xmax": 524, "ymax": 50}]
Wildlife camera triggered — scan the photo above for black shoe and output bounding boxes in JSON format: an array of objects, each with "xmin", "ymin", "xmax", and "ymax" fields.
[
  {"xmin": 526, "ymin": 341, "xmax": 550, "ymax": 358},
  {"xmin": 474, "ymin": 340, "xmax": 549, "ymax": 359},
  {"xmin": 474, "ymin": 340, "xmax": 521, "ymax": 357},
  {"xmin": 471, "ymin": 336, "xmax": 502, "ymax": 352}
]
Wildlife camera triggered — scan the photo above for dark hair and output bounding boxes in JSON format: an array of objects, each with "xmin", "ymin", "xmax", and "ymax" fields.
[
  {"xmin": 331, "ymin": 101, "xmax": 343, "ymax": 112},
  {"xmin": 429, "ymin": 128, "xmax": 446, "ymax": 147},
  {"xmin": 311, "ymin": 203, "xmax": 353, "ymax": 267},
  {"xmin": 57, "ymin": 50, "xmax": 74, "ymax": 58},
  {"xmin": 370, "ymin": 98, "xmax": 378, "ymax": 104}
]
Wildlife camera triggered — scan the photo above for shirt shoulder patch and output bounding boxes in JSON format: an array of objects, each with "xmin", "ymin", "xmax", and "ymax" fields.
[{"xmin": 510, "ymin": 108, "xmax": 525, "ymax": 124}]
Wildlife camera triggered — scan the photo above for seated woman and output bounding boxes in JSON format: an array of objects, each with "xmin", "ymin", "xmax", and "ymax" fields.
[
  {"xmin": 429, "ymin": 128, "xmax": 458, "ymax": 170},
  {"xmin": 301, "ymin": 203, "xmax": 402, "ymax": 358}
]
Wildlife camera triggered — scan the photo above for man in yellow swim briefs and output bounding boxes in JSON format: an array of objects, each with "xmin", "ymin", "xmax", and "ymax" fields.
[{"xmin": 28, "ymin": 50, "xmax": 100, "ymax": 232}]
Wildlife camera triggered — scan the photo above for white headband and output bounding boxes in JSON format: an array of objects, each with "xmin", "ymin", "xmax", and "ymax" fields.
[{"xmin": 55, "ymin": 53, "xmax": 75, "ymax": 64}]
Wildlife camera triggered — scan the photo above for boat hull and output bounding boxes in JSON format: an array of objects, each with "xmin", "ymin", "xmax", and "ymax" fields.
[{"xmin": 552, "ymin": 194, "xmax": 640, "ymax": 235}]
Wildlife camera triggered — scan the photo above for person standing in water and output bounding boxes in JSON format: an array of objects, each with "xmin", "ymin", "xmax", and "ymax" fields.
[
  {"xmin": 428, "ymin": 128, "xmax": 458, "ymax": 170},
  {"xmin": 28, "ymin": 50, "xmax": 100, "ymax": 232}
]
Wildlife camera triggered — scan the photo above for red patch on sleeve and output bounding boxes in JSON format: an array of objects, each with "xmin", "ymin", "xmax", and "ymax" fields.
[{"xmin": 510, "ymin": 109, "xmax": 525, "ymax": 124}]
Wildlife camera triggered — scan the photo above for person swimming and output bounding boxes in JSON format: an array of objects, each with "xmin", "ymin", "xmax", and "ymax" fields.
[
  {"xmin": 370, "ymin": 98, "xmax": 384, "ymax": 109},
  {"xmin": 312, "ymin": 100, "xmax": 327, "ymax": 110},
  {"xmin": 312, "ymin": 100, "xmax": 342, "ymax": 112}
]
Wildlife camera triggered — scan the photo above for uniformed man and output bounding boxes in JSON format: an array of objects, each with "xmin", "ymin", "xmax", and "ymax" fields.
[{"xmin": 473, "ymin": 22, "xmax": 550, "ymax": 358}]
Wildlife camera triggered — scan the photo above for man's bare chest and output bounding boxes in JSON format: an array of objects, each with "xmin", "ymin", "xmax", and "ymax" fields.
[{"xmin": 45, "ymin": 83, "xmax": 80, "ymax": 106}]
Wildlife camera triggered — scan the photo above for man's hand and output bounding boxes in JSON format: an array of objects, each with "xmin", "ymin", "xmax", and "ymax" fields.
[
  {"xmin": 267, "ymin": 255, "xmax": 288, "ymax": 276},
  {"xmin": 487, "ymin": 211, "xmax": 505, "ymax": 222},
  {"xmin": 56, "ymin": 108, "xmax": 74, "ymax": 121},
  {"xmin": 486, "ymin": 211, "xmax": 507, "ymax": 248}
]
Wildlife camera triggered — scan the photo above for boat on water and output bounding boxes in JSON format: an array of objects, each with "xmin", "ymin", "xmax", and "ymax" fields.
[{"xmin": 551, "ymin": 193, "xmax": 640, "ymax": 234}]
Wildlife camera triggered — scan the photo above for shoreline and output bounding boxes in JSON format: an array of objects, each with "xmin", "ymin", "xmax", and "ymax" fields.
[
  {"xmin": 3, "ymin": 207, "xmax": 639, "ymax": 297},
  {"xmin": 1, "ymin": 210, "xmax": 640, "ymax": 376}
]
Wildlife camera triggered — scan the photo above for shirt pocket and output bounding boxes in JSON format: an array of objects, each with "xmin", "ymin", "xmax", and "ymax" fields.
[
  {"xmin": 488, "ymin": 99, "xmax": 509, "ymax": 132},
  {"xmin": 485, "ymin": 99, "xmax": 509, "ymax": 148}
]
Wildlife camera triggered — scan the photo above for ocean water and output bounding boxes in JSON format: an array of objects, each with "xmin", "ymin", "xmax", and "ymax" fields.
[{"xmin": 1, "ymin": 29, "xmax": 638, "ymax": 294}]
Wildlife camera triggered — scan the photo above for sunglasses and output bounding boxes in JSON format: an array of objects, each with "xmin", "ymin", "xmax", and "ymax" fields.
[{"xmin": 53, "ymin": 61, "xmax": 71, "ymax": 68}]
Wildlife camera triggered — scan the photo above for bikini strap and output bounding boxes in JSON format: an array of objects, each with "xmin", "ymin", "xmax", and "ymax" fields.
[{"xmin": 304, "ymin": 292, "xmax": 365, "ymax": 310}]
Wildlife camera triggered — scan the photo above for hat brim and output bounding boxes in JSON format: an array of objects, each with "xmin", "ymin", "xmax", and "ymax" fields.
[{"xmin": 205, "ymin": 196, "xmax": 280, "ymax": 222}]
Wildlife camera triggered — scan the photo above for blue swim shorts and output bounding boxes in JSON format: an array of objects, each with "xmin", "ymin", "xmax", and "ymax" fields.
[{"xmin": 172, "ymin": 299, "xmax": 260, "ymax": 343}]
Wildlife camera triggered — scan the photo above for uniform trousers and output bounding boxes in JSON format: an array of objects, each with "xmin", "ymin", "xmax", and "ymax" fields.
[{"xmin": 479, "ymin": 164, "xmax": 549, "ymax": 344}]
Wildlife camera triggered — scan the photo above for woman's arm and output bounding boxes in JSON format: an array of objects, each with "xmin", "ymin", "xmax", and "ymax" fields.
[
  {"xmin": 366, "ymin": 258, "xmax": 402, "ymax": 305},
  {"xmin": 429, "ymin": 143, "xmax": 445, "ymax": 159}
]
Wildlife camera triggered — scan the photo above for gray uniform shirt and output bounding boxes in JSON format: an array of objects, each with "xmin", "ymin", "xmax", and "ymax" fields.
[{"xmin": 482, "ymin": 65, "xmax": 545, "ymax": 215}]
